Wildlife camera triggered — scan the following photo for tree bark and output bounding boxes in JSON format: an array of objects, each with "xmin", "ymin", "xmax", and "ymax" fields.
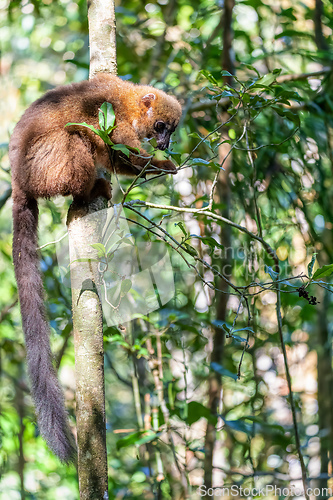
[
  {"xmin": 88, "ymin": 0, "xmax": 117, "ymax": 78},
  {"xmin": 314, "ymin": 0, "xmax": 329, "ymax": 51},
  {"xmin": 67, "ymin": 0, "xmax": 117, "ymax": 497},
  {"xmin": 203, "ymin": 0, "xmax": 235, "ymax": 490},
  {"xmin": 68, "ymin": 202, "xmax": 109, "ymax": 500},
  {"xmin": 203, "ymin": 137, "xmax": 232, "ymax": 491},
  {"xmin": 316, "ymin": 290, "xmax": 333, "ymax": 498}
]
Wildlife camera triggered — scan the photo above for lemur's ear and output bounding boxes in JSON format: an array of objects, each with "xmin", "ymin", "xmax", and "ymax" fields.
[{"xmin": 142, "ymin": 93, "xmax": 156, "ymax": 108}]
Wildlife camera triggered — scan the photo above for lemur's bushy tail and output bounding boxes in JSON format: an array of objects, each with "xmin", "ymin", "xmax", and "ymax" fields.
[{"xmin": 12, "ymin": 188, "xmax": 76, "ymax": 463}]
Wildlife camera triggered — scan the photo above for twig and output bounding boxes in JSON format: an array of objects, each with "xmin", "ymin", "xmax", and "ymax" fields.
[
  {"xmin": 190, "ymin": 68, "xmax": 331, "ymax": 112},
  {"xmin": 212, "ymin": 467, "xmax": 332, "ymax": 481},
  {"xmin": 38, "ymin": 232, "xmax": 67, "ymax": 250},
  {"xmin": 236, "ymin": 296, "xmax": 251, "ymax": 378},
  {"xmin": 180, "ymin": 103, "xmax": 241, "ymax": 170},
  {"xmin": 208, "ymin": 124, "xmax": 247, "ymax": 210},
  {"xmin": 124, "ymin": 200, "xmax": 278, "ymax": 264},
  {"xmin": 276, "ymin": 67, "xmax": 331, "ymax": 83},
  {"xmin": 124, "ymin": 209, "xmax": 241, "ymax": 295},
  {"xmin": 245, "ymin": 125, "xmax": 263, "ymax": 238}
]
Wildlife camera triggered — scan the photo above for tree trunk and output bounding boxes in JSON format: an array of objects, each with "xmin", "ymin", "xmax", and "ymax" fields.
[
  {"xmin": 68, "ymin": 203, "xmax": 109, "ymax": 500},
  {"xmin": 67, "ymin": 0, "xmax": 117, "ymax": 498},
  {"xmin": 316, "ymin": 290, "xmax": 333, "ymax": 498},
  {"xmin": 203, "ymin": 0, "xmax": 235, "ymax": 490},
  {"xmin": 88, "ymin": 0, "xmax": 117, "ymax": 78}
]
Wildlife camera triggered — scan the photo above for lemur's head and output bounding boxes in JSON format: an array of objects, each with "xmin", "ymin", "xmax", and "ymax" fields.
[{"xmin": 136, "ymin": 90, "xmax": 182, "ymax": 150}]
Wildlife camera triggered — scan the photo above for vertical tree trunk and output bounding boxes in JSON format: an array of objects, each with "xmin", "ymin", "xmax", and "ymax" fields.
[
  {"xmin": 88, "ymin": 0, "xmax": 117, "ymax": 78},
  {"xmin": 316, "ymin": 290, "xmax": 333, "ymax": 498},
  {"xmin": 68, "ymin": 204, "xmax": 109, "ymax": 500},
  {"xmin": 203, "ymin": 0, "xmax": 235, "ymax": 490},
  {"xmin": 314, "ymin": 0, "xmax": 329, "ymax": 51},
  {"xmin": 203, "ymin": 136, "xmax": 232, "ymax": 491},
  {"xmin": 67, "ymin": 1, "xmax": 117, "ymax": 498}
]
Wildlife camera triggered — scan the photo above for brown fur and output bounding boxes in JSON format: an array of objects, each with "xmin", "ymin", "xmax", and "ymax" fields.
[
  {"xmin": 9, "ymin": 74, "xmax": 181, "ymax": 462},
  {"xmin": 10, "ymin": 73, "xmax": 182, "ymax": 202}
]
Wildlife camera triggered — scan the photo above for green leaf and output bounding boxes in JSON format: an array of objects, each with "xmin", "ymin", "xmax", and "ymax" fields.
[
  {"xmin": 212, "ymin": 320, "xmax": 231, "ymax": 332},
  {"xmin": 211, "ymin": 362, "xmax": 238, "ymax": 380},
  {"xmin": 313, "ymin": 264, "xmax": 333, "ymax": 280},
  {"xmin": 111, "ymin": 144, "xmax": 132, "ymax": 157},
  {"xmin": 240, "ymin": 416, "xmax": 285, "ymax": 434},
  {"xmin": 65, "ymin": 122, "xmax": 113, "ymax": 145},
  {"xmin": 275, "ymin": 29, "xmax": 311, "ymax": 39},
  {"xmin": 252, "ymin": 71, "xmax": 281, "ymax": 89},
  {"xmin": 191, "ymin": 235, "xmax": 223, "ymax": 253},
  {"xmin": 233, "ymin": 327, "xmax": 254, "ymax": 334},
  {"xmin": 307, "ymin": 253, "xmax": 317, "ymax": 279},
  {"xmin": 150, "ymin": 137, "xmax": 158, "ymax": 148},
  {"xmin": 116, "ymin": 430, "xmax": 158, "ymax": 450},
  {"xmin": 243, "ymin": 64, "xmax": 260, "ymax": 77},
  {"xmin": 265, "ymin": 265, "xmax": 279, "ymax": 281},
  {"xmin": 121, "ymin": 279, "xmax": 132, "ymax": 296},
  {"xmin": 190, "ymin": 158, "xmax": 212, "ymax": 167},
  {"xmin": 104, "ymin": 333, "xmax": 126, "ymax": 343},
  {"xmin": 219, "ymin": 90, "xmax": 234, "ymax": 98},
  {"xmin": 65, "ymin": 121, "xmax": 99, "ymax": 134},
  {"xmin": 175, "ymin": 221, "xmax": 187, "ymax": 237},
  {"xmin": 228, "ymin": 129, "xmax": 236, "ymax": 140},
  {"xmin": 187, "ymin": 401, "xmax": 217, "ymax": 426},
  {"xmin": 99, "ymin": 101, "xmax": 116, "ymax": 132},
  {"xmin": 106, "ymin": 233, "xmax": 133, "ymax": 255},
  {"xmin": 280, "ymin": 7, "xmax": 297, "ymax": 20},
  {"xmin": 200, "ymin": 70, "xmax": 218, "ymax": 85},
  {"xmin": 175, "ymin": 322, "xmax": 201, "ymax": 335},
  {"xmin": 121, "ymin": 237, "xmax": 134, "ymax": 246},
  {"xmin": 273, "ymin": 86, "xmax": 300, "ymax": 101},
  {"xmin": 221, "ymin": 70, "xmax": 233, "ymax": 77},
  {"xmin": 230, "ymin": 334, "xmax": 248, "ymax": 344},
  {"xmin": 224, "ymin": 418, "xmax": 252, "ymax": 434},
  {"xmin": 91, "ymin": 243, "xmax": 106, "ymax": 258},
  {"xmin": 271, "ymin": 106, "xmax": 300, "ymax": 125},
  {"xmin": 184, "ymin": 243, "xmax": 198, "ymax": 257},
  {"xmin": 242, "ymin": 92, "xmax": 251, "ymax": 104}
]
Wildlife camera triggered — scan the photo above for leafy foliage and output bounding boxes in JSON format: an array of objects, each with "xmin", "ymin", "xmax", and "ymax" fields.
[{"xmin": 1, "ymin": 0, "xmax": 333, "ymax": 498}]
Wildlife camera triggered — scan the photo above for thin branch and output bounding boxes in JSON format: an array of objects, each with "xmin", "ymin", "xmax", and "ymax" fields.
[
  {"xmin": 38, "ymin": 232, "xmax": 68, "ymax": 250},
  {"xmin": 276, "ymin": 67, "xmax": 331, "ymax": 83},
  {"xmin": 212, "ymin": 467, "xmax": 332, "ymax": 482},
  {"xmin": 208, "ymin": 124, "xmax": 246, "ymax": 210},
  {"xmin": 313, "ymin": 0, "xmax": 329, "ymax": 51},
  {"xmin": 190, "ymin": 67, "xmax": 331, "ymax": 113},
  {"xmin": 123, "ymin": 210, "xmax": 241, "ymax": 295},
  {"xmin": 245, "ymin": 124, "xmax": 263, "ymax": 239},
  {"xmin": 124, "ymin": 200, "xmax": 278, "ymax": 263}
]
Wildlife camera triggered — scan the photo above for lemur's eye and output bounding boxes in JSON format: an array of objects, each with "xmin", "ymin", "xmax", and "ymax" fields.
[{"xmin": 154, "ymin": 121, "xmax": 166, "ymax": 132}]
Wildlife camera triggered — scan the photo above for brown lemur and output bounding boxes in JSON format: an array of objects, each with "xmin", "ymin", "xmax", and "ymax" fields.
[{"xmin": 10, "ymin": 73, "xmax": 182, "ymax": 463}]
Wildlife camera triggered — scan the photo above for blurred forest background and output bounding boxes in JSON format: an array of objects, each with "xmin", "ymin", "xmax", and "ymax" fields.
[{"xmin": 1, "ymin": 0, "xmax": 333, "ymax": 498}]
